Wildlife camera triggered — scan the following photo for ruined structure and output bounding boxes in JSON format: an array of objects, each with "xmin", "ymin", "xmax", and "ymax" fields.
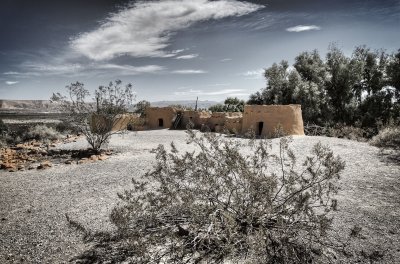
[
  {"xmin": 180, "ymin": 110, "xmax": 211, "ymax": 129},
  {"xmin": 112, "ymin": 114, "xmax": 141, "ymax": 131},
  {"xmin": 143, "ymin": 104, "xmax": 305, "ymax": 136},
  {"xmin": 207, "ymin": 112, "xmax": 243, "ymax": 133}
]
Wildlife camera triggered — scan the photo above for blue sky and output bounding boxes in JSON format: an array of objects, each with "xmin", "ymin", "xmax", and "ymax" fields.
[{"xmin": 0, "ymin": 0, "xmax": 399, "ymax": 102}]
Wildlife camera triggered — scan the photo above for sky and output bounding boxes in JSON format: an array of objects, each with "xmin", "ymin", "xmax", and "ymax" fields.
[{"xmin": 0, "ymin": 0, "xmax": 399, "ymax": 102}]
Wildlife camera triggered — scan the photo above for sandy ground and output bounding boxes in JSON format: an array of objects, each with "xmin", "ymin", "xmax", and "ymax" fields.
[{"xmin": 0, "ymin": 130, "xmax": 399, "ymax": 263}]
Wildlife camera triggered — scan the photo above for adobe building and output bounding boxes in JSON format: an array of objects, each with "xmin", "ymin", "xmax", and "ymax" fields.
[
  {"xmin": 146, "ymin": 107, "xmax": 177, "ymax": 129},
  {"xmin": 143, "ymin": 104, "xmax": 305, "ymax": 136},
  {"xmin": 241, "ymin": 105, "xmax": 304, "ymax": 136}
]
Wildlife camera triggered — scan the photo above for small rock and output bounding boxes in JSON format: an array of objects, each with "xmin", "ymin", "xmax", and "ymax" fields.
[
  {"xmin": 8, "ymin": 167, "xmax": 18, "ymax": 172},
  {"xmin": 2, "ymin": 163, "xmax": 16, "ymax": 170},
  {"xmin": 37, "ymin": 161, "xmax": 52, "ymax": 169},
  {"xmin": 78, "ymin": 158, "xmax": 89, "ymax": 164},
  {"xmin": 98, "ymin": 155, "xmax": 108, "ymax": 161},
  {"xmin": 65, "ymin": 160, "xmax": 73, "ymax": 165},
  {"xmin": 89, "ymin": 155, "xmax": 98, "ymax": 161}
]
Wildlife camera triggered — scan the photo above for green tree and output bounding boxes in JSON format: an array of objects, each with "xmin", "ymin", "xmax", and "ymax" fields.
[
  {"xmin": 209, "ymin": 97, "xmax": 245, "ymax": 112},
  {"xmin": 387, "ymin": 49, "xmax": 400, "ymax": 100},
  {"xmin": 325, "ymin": 44, "xmax": 357, "ymax": 123},
  {"xmin": 294, "ymin": 50, "xmax": 326, "ymax": 85},
  {"xmin": 133, "ymin": 100, "xmax": 150, "ymax": 117},
  {"xmin": 248, "ymin": 44, "xmax": 398, "ymax": 129}
]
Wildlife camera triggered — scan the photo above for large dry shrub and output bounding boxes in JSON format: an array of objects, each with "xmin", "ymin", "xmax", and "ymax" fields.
[
  {"xmin": 71, "ymin": 131, "xmax": 345, "ymax": 263},
  {"xmin": 370, "ymin": 126, "xmax": 400, "ymax": 150},
  {"xmin": 24, "ymin": 124, "xmax": 62, "ymax": 141},
  {"xmin": 52, "ymin": 80, "xmax": 134, "ymax": 152}
]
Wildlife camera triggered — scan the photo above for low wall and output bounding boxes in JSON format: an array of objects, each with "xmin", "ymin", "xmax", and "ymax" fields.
[
  {"xmin": 181, "ymin": 110, "xmax": 211, "ymax": 129},
  {"xmin": 206, "ymin": 112, "xmax": 243, "ymax": 132},
  {"xmin": 91, "ymin": 113, "xmax": 141, "ymax": 132},
  {"xmin": 112, "ymin": 114, "xmax": 141, "ymax": 131}
]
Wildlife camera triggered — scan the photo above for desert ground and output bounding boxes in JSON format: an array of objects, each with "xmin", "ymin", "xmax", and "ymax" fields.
[{"xmin": 1, "ymin": 129, "xmax": 399, "ymax": 263}]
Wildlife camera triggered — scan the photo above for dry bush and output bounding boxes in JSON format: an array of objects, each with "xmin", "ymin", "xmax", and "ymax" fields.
[
  {"xmin": 55, "ymin": 120, "xmax": 80, "ymax": 134},
  {"xmin": 370, "ymin": 126, "xmax": 400, "ymax": 149},
  {"xmin": 52, "ymin": 80, "xmax": 134, "ymax": 152},
  {"xmin": 0, "ymin": 119, "xmax": 8, "ymax": 135},
  {"xmin": 24, "ymin": 124, "xmax": 62, "ymax": 141},
  {"xmin": 0, "ymin": 119, "xmax": 9, "ymax": 148},
  {"xmin": 71, "ymin": 130, "xmax": 345, "ymax": 263},
  {"xmin": 304, "ymin": 123, "xmax": 373, "ymax": 141}
]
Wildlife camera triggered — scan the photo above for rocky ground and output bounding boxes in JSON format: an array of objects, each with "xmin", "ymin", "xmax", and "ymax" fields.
[
  {"xmin": 0, "ymin": 135, "xmax": 111, "ymax": 172},
  {"xmin": 0, "ymin": 130, "xmax": 399, "ymax": 263}
]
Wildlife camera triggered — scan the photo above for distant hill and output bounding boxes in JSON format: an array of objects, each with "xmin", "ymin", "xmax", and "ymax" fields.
[
  {"xmin": 150, "ymin": 100, "xmax": 220, "ymax": 109},
  {"xmin": 0, "ymin": 99, "xmax": 220, "ymax": 113},
  {"xmin": 0, "ymin": 100, "xmax": 59, "ymax": 112}
]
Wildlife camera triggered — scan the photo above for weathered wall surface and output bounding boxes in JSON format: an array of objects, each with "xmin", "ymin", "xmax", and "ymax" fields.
[
  {"xmin": 112, "ymin": 114, "xmax": 141, "ymax": 131},
  {"xmin": 207, "ymin": 112, "xmax": 243, "ymax": 132},
  {"xmin": 241, "ymin": 105, "xmax": 304, "ymax": 136},
  {"xmin": 91, "ymin": 113, "xmax": 141, "ymax": 132},
  {"xmin": 181, "ymin": 110, "xmax": 211, "ymax": 129},
  {"xmin": 146, "ymin": 107, "xmax": 176, "ymax": 129},
  {"xmin": 224, "ymin": 117, "xmax": 242, "ymax": 134}
]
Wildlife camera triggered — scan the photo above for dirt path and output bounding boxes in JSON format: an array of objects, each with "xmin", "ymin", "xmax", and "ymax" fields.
[{"xmin": 1, "ymin": 130, "xmax": 399, "ymax": 263}]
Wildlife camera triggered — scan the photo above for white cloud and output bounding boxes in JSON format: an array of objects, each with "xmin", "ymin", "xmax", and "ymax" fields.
[
  {"xmin": 5, "ymin": 81, "xmax": 19, "ymax": 85},
  {"xmin": 16, "ymin": 62, "xmax": 164, "ymax": 77},
  {"xmin": 207, "ymin": 83, "xmax": 231, "ymax": 87},
  {"xmin": 286, "ymin": 25, "xmax": 321, "ymax": 32},
  {"xmin": 22, "ymin": 62, "xmax": 83, "ymax": 74},
  {"xmin": 172, "ymin": 69, "xmax": 207, "ymax": 74},
  {"xmin": 175, "ymin": 54, "xmax": 199, "ymax": 59},
  {"xmin": 70, "ymin": 0, "xmax": 263, "ymax": 60},
  {"xmin": 220, "ymin": 58, "xmax": 232, "ymax": 62},
  {"xmin": 95, "ymin": 64, "xmax": 165, "ymax": 74},
  {"xmin": 241, "ymin": 68, "xmax": 264, "ymax": 79},
  {"xmin": 3, "ymin": 71, "xmax": 20, "ymax": 75}
]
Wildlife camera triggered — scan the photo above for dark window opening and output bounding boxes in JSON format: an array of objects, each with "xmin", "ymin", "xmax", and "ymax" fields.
[
  {"xmin": 257, "ymin": 122, "xmax": 264, "ymax": 136},
  {"xmin": 158, "ymin": 118, "xmax": 164, "ymax": 127}
]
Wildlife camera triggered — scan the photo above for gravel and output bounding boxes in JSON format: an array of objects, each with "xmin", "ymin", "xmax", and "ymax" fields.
[{"xmin": 1, "ymin": 129, "xmax": 399, "ymax": 263}]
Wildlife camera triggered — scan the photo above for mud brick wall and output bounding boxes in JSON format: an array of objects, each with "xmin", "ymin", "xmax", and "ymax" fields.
[
  {"xmin": 146, "ymin": 107, "xmax": 176, "ymax": 129},
  {"xmin": 241, "ymin": 105, "xmax": 304, "ymax": 136}
]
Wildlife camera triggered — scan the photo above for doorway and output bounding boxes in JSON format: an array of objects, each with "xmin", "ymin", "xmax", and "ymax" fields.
[
  {"xmin": 158, "ymin": 118, "xmax": 164, "ymax": 127},
  {"xmin": 257, "ymin": 122, "xmax": 264, "ymax": 136}
]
